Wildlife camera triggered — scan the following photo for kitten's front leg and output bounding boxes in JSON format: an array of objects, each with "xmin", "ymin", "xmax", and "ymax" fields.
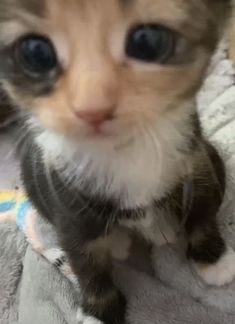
[
  {"xmin": 185, "ymin": 187, "xmax": 235, "ymax": 286},
  {"xmin": 186, "ymin": 218, "xmax": 235, "ymax": 286},
  {"xmin": 60, "ymin": 231, "xmax": 126, "ymax": 324},
  {"xmin": 185, "ymin": 186, "xmax": 235, "ymax": 286},
  {"xmin": 185, "ymin": 143, "xmax": 235, "ymax": 286},
  {"xmin": 193, "ymin": 247, "xmax": 235, "ymax": 286}
]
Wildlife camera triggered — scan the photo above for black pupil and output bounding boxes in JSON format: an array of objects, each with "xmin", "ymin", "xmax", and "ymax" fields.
[
  {"xmin": 18, "ymin": 36, "xmax": 57, "ymax": 74},
  {"xmin": 126, "ymin": 25, "xmax": 176, "ymax": 63}
]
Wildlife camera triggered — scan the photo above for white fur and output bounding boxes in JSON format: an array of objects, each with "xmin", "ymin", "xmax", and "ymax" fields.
[
  {"xmin": 76, "ymin": 308, "xmax": 103, "ymax": 324},
  {"xmin": 44, "ymin": 248, "xmax": 64, "ymax": 261},
  {"xmin": 195, "ymin": 247, "xmax": 235, "ymax": 286},
  {"xmin": 83, "ymin": 317, "xmax": 103, "ymax": 324},
  {"xmin": 35, "ymin": 104, "xmax": 194, "ymax": 210}
]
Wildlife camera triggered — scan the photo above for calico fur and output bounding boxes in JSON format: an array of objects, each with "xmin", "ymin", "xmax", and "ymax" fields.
[{"xmin": 0, "ymin": 1, "xmax": 233, "ymax": 323}]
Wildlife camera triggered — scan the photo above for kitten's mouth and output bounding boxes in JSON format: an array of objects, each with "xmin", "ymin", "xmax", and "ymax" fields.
[
  {"xmin": 85, "ymin": 118, "xmax": 119, "ymax": 138},
  {"xmin": 89, "ymin": 124, "xmax": 114, "ymax": 137},
  {"xmin": 81, "ymin": 120, "xmax": 135, "ymax": 151}
]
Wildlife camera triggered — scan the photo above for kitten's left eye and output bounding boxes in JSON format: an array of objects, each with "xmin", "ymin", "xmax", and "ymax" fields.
[{"xmin": 125, "ymin": 24, "xmax": 177, "ymax": 64}]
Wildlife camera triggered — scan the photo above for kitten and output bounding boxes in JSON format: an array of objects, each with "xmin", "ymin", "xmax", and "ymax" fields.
[{"xmin": 0, "ymin": 0, "xmax": 233, "ymax": 323}]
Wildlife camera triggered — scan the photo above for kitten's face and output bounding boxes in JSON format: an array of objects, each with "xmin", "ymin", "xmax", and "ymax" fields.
[{"xmin": 0, "ymin": 0, "xmax": 229, "ymax": 147}]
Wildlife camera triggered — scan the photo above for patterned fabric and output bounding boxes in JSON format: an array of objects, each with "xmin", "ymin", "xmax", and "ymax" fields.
[
  {"xmin": 0, "ymin": 190, "xmax": 30, "ymax": 226},
  {"xmin": 0, "ymin": 189, "xmax": 77, "ymax": 284}
]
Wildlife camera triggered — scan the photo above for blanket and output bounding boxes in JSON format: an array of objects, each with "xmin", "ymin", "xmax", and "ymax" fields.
[{"xmin": 1, "ymin": 42, "xmax": 235, "ymax": 324}]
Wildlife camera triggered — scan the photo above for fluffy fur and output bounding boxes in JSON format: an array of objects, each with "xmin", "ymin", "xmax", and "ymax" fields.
[{"xmin": 0, "ymin": 1, "xmax": 233, "ymax": 323}]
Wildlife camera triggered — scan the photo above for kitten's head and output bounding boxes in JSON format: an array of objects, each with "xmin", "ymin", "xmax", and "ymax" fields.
[{"xmin": 0, "ymin": 0, "xmax": 231, "ymax": 148}]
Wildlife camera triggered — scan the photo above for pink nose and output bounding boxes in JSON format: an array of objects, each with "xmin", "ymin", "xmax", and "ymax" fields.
[{"xmin": 74, "ymin": 108, "xmax": 114, "ymax": 127}]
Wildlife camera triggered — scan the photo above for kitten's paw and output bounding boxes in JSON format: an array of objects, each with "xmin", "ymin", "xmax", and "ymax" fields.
[
  {"xmin": 194, "ymin": 248, "xmax": 235, "ymax": 286},
  {"xmin": 76, "ymin": 308, "xmax": 104, "ymax": 324},
  {"xmin": 83, "ymin": 317, "xmax": 104, "ymax": 324}
]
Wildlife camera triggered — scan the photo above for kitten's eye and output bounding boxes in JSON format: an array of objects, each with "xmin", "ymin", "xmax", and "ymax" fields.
[
  {"xmin": 15, "ymin": 35, "xmax": 57, "ymax": 76},
  {"xmin": 126, "ymin": 24, "xmax": 177, "ymax": 64}
]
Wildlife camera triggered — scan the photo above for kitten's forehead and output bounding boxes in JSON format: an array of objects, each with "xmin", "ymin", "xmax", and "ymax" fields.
[
  {"xmin": 39, "ymin": 0, "xmax": 227, "ymax": 56},
  {"xmin": 44, "ymin": 0, "xmax": 203, "ymax": 23},
  {"xmin": 0, "ymin": 0, "xmax": 228, "ymax": 42},
  {"xmin": 0, "ymin": 0, "xmax": 228, "ymax": 23}
]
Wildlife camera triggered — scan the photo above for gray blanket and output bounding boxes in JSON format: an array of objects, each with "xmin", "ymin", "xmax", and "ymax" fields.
[{"xmin": 1, "ymin": 43, "xmax": 235, "ymax": 324}]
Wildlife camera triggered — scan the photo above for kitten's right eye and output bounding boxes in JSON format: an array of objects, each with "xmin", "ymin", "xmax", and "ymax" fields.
[{"xmin": 15, "ymin": 35, "xmax": 58, "ymax": 77}]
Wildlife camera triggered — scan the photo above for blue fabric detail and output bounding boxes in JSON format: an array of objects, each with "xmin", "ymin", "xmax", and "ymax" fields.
[
  {"xmin": 16, "ymin": 201, "xmax": 31, "ymax": 230},
  {"xmin": 0, "ymin": 201, "xmax": 15, "ymax": 213}
]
